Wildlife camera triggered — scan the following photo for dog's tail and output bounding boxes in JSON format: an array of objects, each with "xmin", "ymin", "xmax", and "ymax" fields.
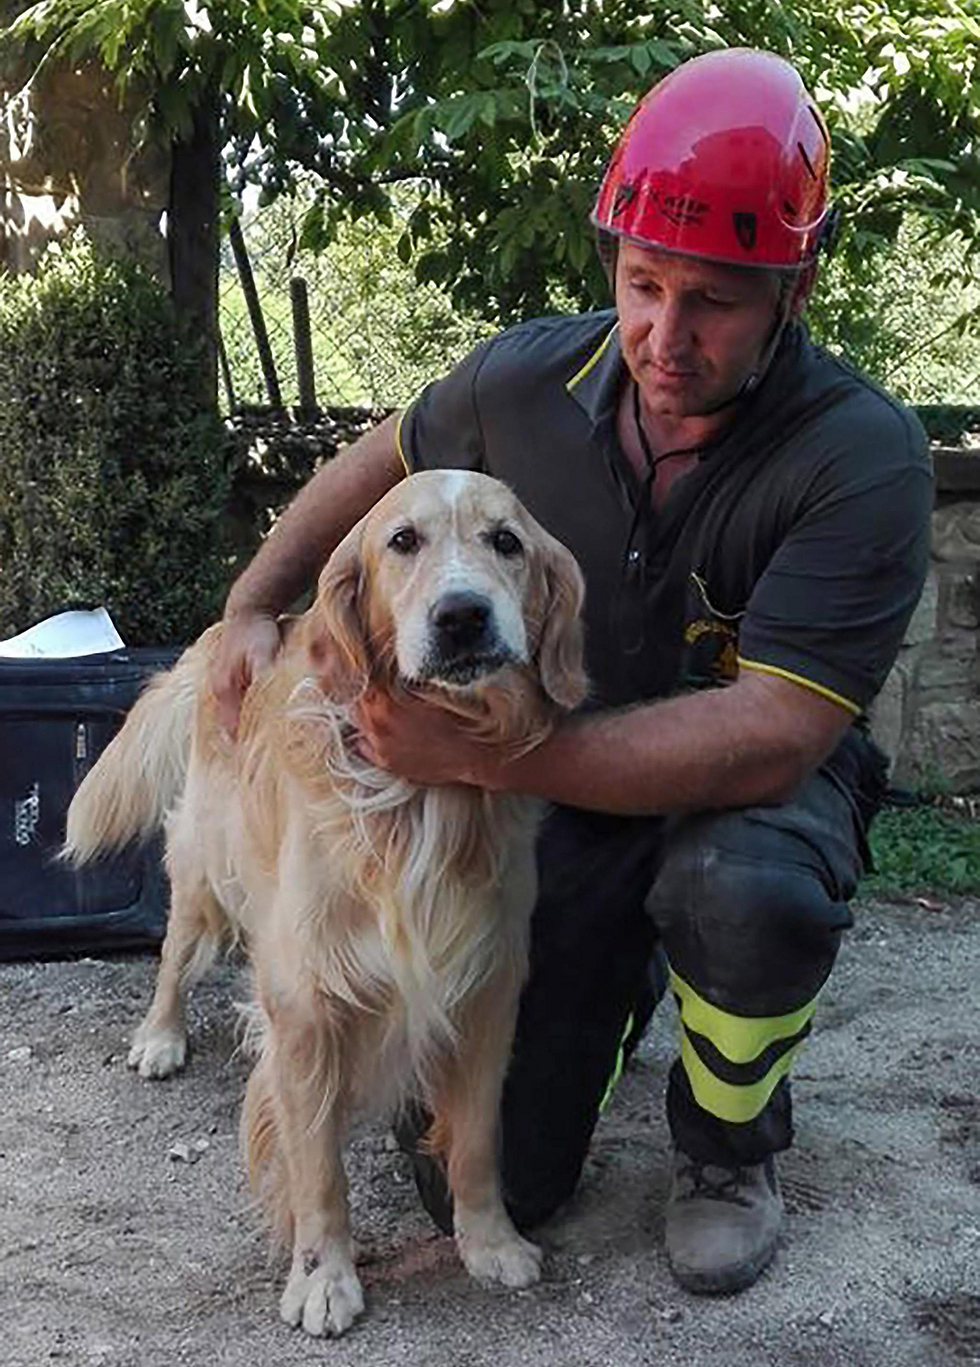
[{"xmin": 65, "ymin": 642, "xmax": 206, "ymax": 864}]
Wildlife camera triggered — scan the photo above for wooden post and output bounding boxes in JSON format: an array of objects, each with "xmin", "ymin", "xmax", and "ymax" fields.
[
  {"xmin": 216, "ymin": 326, "xmax": 237, "ymax": 414},
  {"xmin": 228, "ymin": 215, "xmax": 283, "ymax": 411},
  {"xmin": 290, "ymin": 277, "xmax": 317, "ymax": 414}
]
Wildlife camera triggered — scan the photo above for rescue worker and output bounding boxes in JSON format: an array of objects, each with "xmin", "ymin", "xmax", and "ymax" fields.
[{"xmin": 212, "ymin": 49, "xmax": 933, "ymax": 1293}]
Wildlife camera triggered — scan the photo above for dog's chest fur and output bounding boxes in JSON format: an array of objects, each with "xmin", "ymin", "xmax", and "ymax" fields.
[{"xmin": 243, "ymin": 754, "xmax": 541, "ymax": 1108}]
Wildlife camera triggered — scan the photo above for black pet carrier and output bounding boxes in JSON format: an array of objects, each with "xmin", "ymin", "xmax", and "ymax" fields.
[{"xmin": 0, "ymin": 649, "xmax": 179, "ymax": 959}]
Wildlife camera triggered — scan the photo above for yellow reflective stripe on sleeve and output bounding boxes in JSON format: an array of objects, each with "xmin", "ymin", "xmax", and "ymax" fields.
[
  {"xmin": 669, "ymin": 968, "xmax": 816, "ymax": 1063},
  {"xmin": 566, "ymin": 322, "xmax": 619, "ymax": 392},
  {"xmin": 736, "ymin": 657, "xmax": 861, "ymax": 715},
  {"xmin": 680, "ymin": 1031, "xmax": 807, "ymax": 1124},
  {"xmin": 394, "ymin": 408, "xmax": 411, "ymax": 475}
]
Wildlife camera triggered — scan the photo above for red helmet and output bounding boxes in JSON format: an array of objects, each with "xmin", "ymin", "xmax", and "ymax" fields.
[{"xmin": 592, "ymin": 48, "xmax": 832, "ymax": 270}]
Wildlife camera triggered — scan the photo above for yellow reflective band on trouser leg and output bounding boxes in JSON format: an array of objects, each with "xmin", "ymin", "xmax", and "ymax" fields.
[
  {"xmin": 669, "ymin": 967, "xmax": 819, "ymax": 1125},
  {"xmin": 678, "ymin": 1032, "xmax": 807, "ymax": 1125},
  {"xmin": 599, "ymin": 1011, "xmax": 634, "ymax": 1115}
]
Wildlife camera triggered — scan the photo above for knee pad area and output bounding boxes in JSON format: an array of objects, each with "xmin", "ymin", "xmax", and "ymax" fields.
[{"xmin": 646, "ymin": 805, "xmax": 857, "ymax": 1019}]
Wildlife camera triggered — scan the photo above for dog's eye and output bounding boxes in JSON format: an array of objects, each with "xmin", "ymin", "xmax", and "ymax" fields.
[
  {"xmin": 388, "ymin": 526, "xmax": 420, "ymax": 555},
  {"xmin": 490, "ymin": 527, "xmax": 523, "ymax": 558}
]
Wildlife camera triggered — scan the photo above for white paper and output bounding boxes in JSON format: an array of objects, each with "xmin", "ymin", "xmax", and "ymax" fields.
[{"xmin": 0, "ymin": 607, "xmax": 125, "ymax": 659}]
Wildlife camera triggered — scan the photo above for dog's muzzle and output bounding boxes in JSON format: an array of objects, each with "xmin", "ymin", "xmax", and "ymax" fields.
[{"xmin": 421, "ymin": 590, "xmax": 511, "ymax": 686}]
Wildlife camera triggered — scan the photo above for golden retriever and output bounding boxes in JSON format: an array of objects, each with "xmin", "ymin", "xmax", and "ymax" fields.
[{"xmin": 65, "ymin": 469, "xmax": 587, "ymax": 1336}]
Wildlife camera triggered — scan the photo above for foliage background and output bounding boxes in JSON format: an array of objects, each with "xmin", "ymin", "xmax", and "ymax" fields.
[
  {"xmin": 0, "ymin": 234, "xmax": 230, "ymax": 645},
  {"xmin": 864, "ymin": 803, "xmax": 980, "ymax": 895},
  {"xmin": 3, "ymin": 0, "xmax": 980, "ymax": 648},
  {"xmin": 5, "ymin": 0, "xmax": 980, "ymax": 345},
  {"xmin": 219, "ymin": 195, "xmax": 495, "ymax": 410}
]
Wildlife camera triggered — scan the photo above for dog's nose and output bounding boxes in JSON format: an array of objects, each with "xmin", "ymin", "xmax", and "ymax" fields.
[{"xmin": 431, "ymin": 591, "xmax": 493, "ymax": 652}]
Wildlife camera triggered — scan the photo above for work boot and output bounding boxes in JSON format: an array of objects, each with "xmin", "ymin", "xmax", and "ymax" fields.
[{"xmin": 664, "ymin": 1151, "xmax": 783, "ymax": 1294}]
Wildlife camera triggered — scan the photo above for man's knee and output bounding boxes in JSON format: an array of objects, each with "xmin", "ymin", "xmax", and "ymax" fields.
[{"xmin": 646, "ymin": 792, "xmax": 860, "ymax": 1016}]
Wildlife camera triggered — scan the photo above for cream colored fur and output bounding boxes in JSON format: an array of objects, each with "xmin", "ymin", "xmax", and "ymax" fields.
[{"xmin": 65, "ymin": 470, "xmax": 587, "ymax": 1337}]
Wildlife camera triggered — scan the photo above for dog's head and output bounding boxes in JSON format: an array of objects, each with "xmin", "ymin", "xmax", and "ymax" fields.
[{"xmin": 306, "ymin": 470, "xmax": 588, "ymax": 721}]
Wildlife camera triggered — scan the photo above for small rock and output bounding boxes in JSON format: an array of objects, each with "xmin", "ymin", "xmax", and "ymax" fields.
[
  {"xmin": 384, "ymin": 1133, "xmax": 399, "ymax": 1152},
  {"xmin": 7, "ymin": 1045, "xmax": 32, "ymax": 1063},
  {"xmin": 657, "ymin": 1306, "xmax": 683, "ymax": 1324},
  {"xmin": 192, "ymin": 1137, "xmax": 210, "ymax": 1155},
  {"xmin": 576, "ymin": 1253, "xmax": 595, "ymax": 1266},
  {"xmin": 581, "ymin": 1291, "xmax": 594, "ymax": 1305},
  {"xmin": 818, "ymin": 1310, "xmax": 835, "ymax": 1328},
  {"xmin": 168, "ymin": 1141, "xmax": 192, "ymax": 1164}
]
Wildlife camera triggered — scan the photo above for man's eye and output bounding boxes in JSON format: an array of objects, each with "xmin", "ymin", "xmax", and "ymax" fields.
[
  {"xmin": 389, "ymin": 526, "xmax": 420, "ymax": 554},
  {"xmin": 490, "ymin": 527, "xmax": 523, "ymax": 557}
]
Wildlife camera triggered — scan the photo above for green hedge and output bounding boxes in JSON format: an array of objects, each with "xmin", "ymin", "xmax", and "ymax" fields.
[
  {"xmin": 913, "ymin": 405, "xmax": 980, "ymax": 445},
  {"xmin": 0, "ymin": 234, "xmax": 230, "ymax": 646}
]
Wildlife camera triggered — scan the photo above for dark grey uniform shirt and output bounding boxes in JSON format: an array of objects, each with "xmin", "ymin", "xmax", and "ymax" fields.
[{"xmin": 397, "ymin": 311, "xmax": 933, "ymax": 716}]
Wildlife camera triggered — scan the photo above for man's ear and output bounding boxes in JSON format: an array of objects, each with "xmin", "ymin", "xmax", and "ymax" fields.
[
  {"xmin": 536, "ymin": 533, "xmax": 589, "ymax": 711},
  {"xmin": 305, "ymin": 520, "xmax": 371, "ymax": 702}
]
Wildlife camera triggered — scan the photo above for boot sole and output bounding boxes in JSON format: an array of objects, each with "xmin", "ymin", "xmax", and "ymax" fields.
[{"xmin": 667, "ymin": 1234, "xmax": 779, "ymax": 1296}]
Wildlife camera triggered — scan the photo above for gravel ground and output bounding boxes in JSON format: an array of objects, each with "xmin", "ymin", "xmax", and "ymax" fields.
[{"xmin": 2, "ymin": 893, "xmax": 979, "ymax": 1367}]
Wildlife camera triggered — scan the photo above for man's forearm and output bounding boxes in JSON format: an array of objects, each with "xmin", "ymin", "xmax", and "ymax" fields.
[
  {"xmin": 479, "ymin": 674, "xmax": 851, "ymax": 815},
  {"xmin": 225, "ymin": 413, "xmax": 405, "ymax": 619}
]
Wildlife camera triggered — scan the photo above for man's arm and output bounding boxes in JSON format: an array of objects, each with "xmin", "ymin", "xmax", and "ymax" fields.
[
  {"xmin": 212, "ymin": 412, "xmax": 406, "ymax": 734},
  {"xmin": 356, "ymin": 669, "xmax": 854, "ymax": 816}
]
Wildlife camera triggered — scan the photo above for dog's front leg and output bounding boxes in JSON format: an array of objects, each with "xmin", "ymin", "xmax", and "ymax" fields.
[
  {"xmin": 439, "ymin": 970, "xmax": 543, "ymax": 1289},
  {"xmin": 269, "ymin": 1015, "xmax": 364, "ymax": 1337}
]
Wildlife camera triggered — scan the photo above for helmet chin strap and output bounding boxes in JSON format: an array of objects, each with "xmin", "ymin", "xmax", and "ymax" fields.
[{"xmin": 695, "ymin": 275, "xmax": 798, "ymax": 417}]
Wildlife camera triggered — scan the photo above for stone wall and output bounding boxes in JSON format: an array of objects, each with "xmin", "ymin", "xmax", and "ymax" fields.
[{"xmin": 870, "ymin": 479, "xmax": 980, "ymax": 792}]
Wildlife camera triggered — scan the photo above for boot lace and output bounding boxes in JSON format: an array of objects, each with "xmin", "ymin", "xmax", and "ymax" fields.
[{"xmin": 683, "ymin": 1160, "xmax": 753, "ymax": 1208}]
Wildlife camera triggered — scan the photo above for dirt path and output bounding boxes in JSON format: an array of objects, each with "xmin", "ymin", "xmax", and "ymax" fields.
[{"xmin": 2, "ymin": 893, "xmax": 979, "ymax": 1367}]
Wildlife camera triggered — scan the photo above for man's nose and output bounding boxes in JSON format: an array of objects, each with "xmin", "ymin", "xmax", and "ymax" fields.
[{"xmin": 650, "ymin": 295, "xmax": 691, "ymax": 360}]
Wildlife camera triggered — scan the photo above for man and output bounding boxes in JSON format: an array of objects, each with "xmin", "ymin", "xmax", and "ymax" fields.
[{"xmin": 212, "ymin": 49, "xmax": 933, "ymax": 1294}]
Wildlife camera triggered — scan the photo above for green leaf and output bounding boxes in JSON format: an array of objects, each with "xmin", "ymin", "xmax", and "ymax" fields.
[
  {"xmin": 629, "ymin": 45, "xmax": 652, "ymax": 78},
  {"xmin": 416, "ymin": 250, "xmax": 449, "ymax": 285}
]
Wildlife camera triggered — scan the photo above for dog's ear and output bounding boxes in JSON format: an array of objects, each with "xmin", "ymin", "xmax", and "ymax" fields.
[
  {"xmin": 306, "ymin": 521, "xmax": 371, "ymax": 702},
  {"xmin": 536, "ymin": 534, "xmax": 589, "ymax": 711}
]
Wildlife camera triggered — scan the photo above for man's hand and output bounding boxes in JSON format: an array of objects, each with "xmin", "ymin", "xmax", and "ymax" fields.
[
  {"xmin": 210, "ymin": 611, "xmax": 283, "ymax": 737},
  {"xmin": 354, "ymin": 688, "xmax": 505, "ymax": 789}
]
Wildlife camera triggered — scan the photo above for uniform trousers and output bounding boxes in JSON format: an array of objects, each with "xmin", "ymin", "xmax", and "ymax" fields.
[{"xmin": 407, "ymin": 727, "xmax": 888, "ymax": 1232}]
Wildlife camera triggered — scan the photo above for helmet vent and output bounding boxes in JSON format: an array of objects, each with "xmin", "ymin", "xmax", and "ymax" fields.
[
  {"xmin": 797, "ymin": 142, "xmax": 817, "ymax": 182},
  {"xmin": 808, "ymin": 104, "xmax": 830, "ymax": 148}
]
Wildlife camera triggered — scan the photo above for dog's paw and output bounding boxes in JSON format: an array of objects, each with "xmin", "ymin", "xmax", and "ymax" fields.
[
  {"xmin": 458, "ymin": 1226, "xmax": 543, "ymax": 1289},
  {"xmin": 280, "ymin": 1258, "xmax": 365, "ymax": 1337},
  {"xmin": 127, "ymin": 1025, "xmax": 187, "ymax": 1079}
]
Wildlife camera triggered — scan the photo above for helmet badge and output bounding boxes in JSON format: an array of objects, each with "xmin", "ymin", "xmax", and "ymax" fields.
[
  {"xmin": 733, "ymin": 212, "xmax": 758, "ymax": 251},
  {"xmin": 612, "ymin": 179, "xmax": 637, "ymax": 219}
]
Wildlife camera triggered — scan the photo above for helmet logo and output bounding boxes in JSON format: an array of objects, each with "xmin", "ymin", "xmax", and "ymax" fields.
[
  {"xmin": 733, "ymin": 212, "xmax": 758, "ymax": 251},
  {"xmin": 612, "ymin": 180, "xmax": 637, "ymax": 219},
  {"xmin": 657, "ymin": 192, "xmax": 709, "ymax": 228}
]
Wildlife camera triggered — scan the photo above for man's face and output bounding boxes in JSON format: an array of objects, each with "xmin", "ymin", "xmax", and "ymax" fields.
[{"xmin": 614, "ymin": 242, "xmax": 782, "ymax": 419}]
